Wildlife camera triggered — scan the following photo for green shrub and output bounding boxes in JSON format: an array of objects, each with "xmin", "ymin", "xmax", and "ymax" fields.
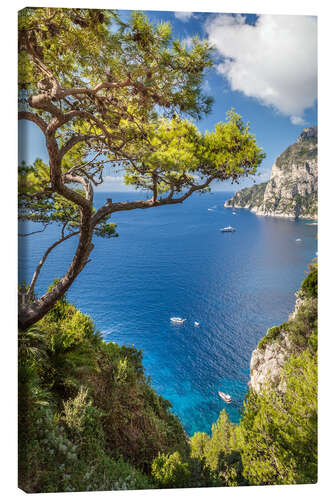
[
  {"xmin": 89, "ymin": 341, "xmax": 189, "ymax": 471},
  {"xmin": 239, "ymin": 350, "xmax": 317, "ymax": 485},
  {"xmin": 257, "ymin": 323, "xmax": 287, "ymax": 350},
  {"xmin": 151, "ymin": 452, "xmax": 190, "ymax": 488},
  {"xmin": 301, "ymin": 266, "xmax": 318, "ymax": 298},
  {"xmin": 286, "ymin": 298, "xmax": 317, "ymax": 352}
]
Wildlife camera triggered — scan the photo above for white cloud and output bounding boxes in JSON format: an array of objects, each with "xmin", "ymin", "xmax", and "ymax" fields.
[
  {"xmin": 174, "ymin": 12, "xmax": 194, "ymax": 22},
  {"xmin": 290, "ymin": 115, "xmax": 307, "ymax": 126},
  {"xmin": 95, "ymin": 175, "xmax": 135, "ymax": 192},
  {"xmin": 205, "ymin": 14, "xmax": 317, "ymax": 124},
  {"xmin": 202, "ymin": 79, "xmax": 211, "ymax": 94}
]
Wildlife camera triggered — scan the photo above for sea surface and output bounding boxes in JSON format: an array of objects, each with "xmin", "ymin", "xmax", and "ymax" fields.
[{"xmin": 19, "ymin": 191, "xmax": 317, "ymax": 435}]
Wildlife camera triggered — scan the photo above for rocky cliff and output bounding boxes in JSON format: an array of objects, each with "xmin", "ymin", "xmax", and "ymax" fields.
[
  {"xmin": 225, "ymin": 126, "xmax": 318, "ymax": 220},
  {"xmin": 249, "ymin": 265, "xmax": 317, "ymax": 394}
]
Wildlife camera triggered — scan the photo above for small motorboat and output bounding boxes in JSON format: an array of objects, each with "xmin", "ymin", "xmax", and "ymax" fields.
[
  {"xmin": 296, "ymin": 238, "xmax": 302, "ymax": 242},
  {"xmin": 220, "ymin": 226, "xmax": 236, "ymax": 232},
  {"xmin": 218, "ymin": 391, "xmax": 232, "ymax": 403},
  {"xmin": 194, "ymin": 321, "xmax": 200, "ymax": 327},
  {"xmin": 232, "ymin": 211, "xmax": 236, "ymax": 215},
  {"xmin": 170, "ymin": 317, "xmax": 186, "ymax": 324}
]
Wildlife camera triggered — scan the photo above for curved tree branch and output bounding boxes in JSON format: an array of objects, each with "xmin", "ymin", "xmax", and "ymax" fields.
[
  {"xmin": 91, "ymin": 175, "xmax": 217, "ymax": 227},
  {"xmin": 19, "ymin": 208, "xmax": 94, "ymax": 330},
  {"xmin": 18, "ymin": 223, "xmax": 49, "ymax": 237},
  {"xmin": 18, "ymin": 111, "xmax": 48, "ymax": 133},
  {"xmin": 26, "ymin": 228, "xmax": 80, "ymax": 303}
]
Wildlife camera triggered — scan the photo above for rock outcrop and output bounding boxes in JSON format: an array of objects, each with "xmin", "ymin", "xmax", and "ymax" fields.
[
  {"xmin": 249, "ymin": 330, "xmax": 291, "ymax": 393},
  {"xmin": 249, "ymin": 282, "xmax": 316, "ymax": 394},
  {"xmin": 225, "ymin": 126, "xmax": 318, "ymax": 220}
]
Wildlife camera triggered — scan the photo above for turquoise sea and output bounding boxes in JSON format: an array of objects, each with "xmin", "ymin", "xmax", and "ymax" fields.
[{"xmin": 19, "ymin": 191, "xmax": 317, "ymax": 435}]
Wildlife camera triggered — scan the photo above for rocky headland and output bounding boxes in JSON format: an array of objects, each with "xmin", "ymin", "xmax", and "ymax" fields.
[
  {"xmin": 225, "ymin": 126, "xmax": 318, "ymax": 220},
  {"xmin": 249, "ymin": 264, "xmax": 317, "ymax": 394}
]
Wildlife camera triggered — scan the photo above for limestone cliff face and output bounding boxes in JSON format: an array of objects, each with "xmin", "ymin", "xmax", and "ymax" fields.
[
  {"xmin": 249, "ymin": 293, "xmax": 307, "ymax": 394},
  {"xmin": 249, "ymin": 331, "xmax": 291, "ymax": 393},
  {"xmin": 225, "ymin": 126, "xmax": 318, "ymax": 220}
]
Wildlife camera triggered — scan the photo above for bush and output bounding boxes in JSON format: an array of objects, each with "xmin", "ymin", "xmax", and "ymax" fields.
[
  {"xmin": 301, "ymin": 266, "xmax": 318, "ymax": 298},
  {"xmin": 19, "ymin": 385, "xmax": 153, "ymax": 493},
  {"xmin": 151, "ymin": 452, "xmax": 190, "ymax": 488},
  {"xmin": 287, "ymin": 298, "xmax": 317, "ymax": 352},
  {"xmin": 257, "ymin": 323, "xmax": 287, "ymax": 350},
  {"xmin": 88, "ymin": 341, "xmax": 189, "ymax": 471},
  {"xmin": 239, "ymin": 350, "xmax": 317, "ymax": 485}
]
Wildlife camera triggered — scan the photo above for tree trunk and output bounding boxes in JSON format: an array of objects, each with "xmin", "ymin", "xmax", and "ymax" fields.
[{"xmin": 18, "ymin": 211, "xmax": 93, "ymax": 330}]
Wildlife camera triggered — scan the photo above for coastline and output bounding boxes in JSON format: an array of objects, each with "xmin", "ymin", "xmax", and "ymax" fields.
[{"xmin": 224, "ymin": 202, "xmax": 318, "ymax": 221}]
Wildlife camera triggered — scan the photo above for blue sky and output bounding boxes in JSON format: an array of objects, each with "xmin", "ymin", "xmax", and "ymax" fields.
[{"xmin": 19, "ymin": 9, "xmax": 317, "ymax": 193}]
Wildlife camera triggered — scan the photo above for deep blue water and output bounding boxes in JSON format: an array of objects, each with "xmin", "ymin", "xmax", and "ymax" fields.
[{"xmin": 19, "ymin": 192, "xmax": 317, "ymax": 435}]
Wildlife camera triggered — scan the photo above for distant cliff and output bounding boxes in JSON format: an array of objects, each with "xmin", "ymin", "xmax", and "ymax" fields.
[{"xmin": 225, "ymin": 126, "xmax": 318, "ymax": 220}]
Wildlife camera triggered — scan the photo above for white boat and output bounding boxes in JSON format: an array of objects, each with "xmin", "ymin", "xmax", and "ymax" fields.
[
  {"xmin": 296, "ymin": 238, "xmax": 302, "ymax": 242},
  {"xmin": 220, "ymin": 226, "xmax": 236, "ymax": 232},
  {"xmin": 170, "ymin": 317, "xmax": 186, "ymax": 324},
  {"xmin": 194, "ymin": 321, "xmax": 200, "ymax": 327},
  {"xmin": 218, "ymin": 391, "xmax": 232, "ymax": 403},
  {"xmin": 208, "ymin": 208, "xmax": 214, "ymax": 211}
]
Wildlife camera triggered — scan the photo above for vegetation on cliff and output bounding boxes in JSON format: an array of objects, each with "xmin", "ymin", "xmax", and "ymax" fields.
[
  {"xmin": 225, "ymin": 126, "xmax": 318, "ymax": 219},
  {"xmin": 224, "ymin": 181, "xmax": 267, "ymax": 209},
  {"xmin": 275, "ymin": 127, "xmax": 317, "ymax": 168},
  {"xmin": 242, "ymin": 263, "xmax": 317, "ymax": 484},
  {"xmin": 18, "ymin": 290, "xmax": 188, "ymax": 492},
  {"xmin": 19, "ymin": 265, "xmax": 317, "ymax": 491}
]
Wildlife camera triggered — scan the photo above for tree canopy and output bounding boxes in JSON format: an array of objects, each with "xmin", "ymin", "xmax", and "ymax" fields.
[{"xmin": 18, "ymin": 8, "xmax": 265, "ymax": 329}]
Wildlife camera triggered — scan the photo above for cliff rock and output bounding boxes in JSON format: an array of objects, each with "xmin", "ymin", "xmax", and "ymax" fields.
[
  {"xmin": 249, "ymin": 270, "xmax": 317, "ymax": 394},
  {"xmin": 225, "ymin": 126, "xmax": 318, "ymax": 220}
]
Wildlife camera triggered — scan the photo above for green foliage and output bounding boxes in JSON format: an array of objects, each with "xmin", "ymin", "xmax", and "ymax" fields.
[
  {"xmin": 188, "ymin": 410, "xmax": 246, "ymax": 487},
  {"xmin": 38, "ymin": 287, "xmax": 99, "ymax": 345},
  {"xmin": 275, "ymin": 136, "xmax": 317, "ymax": 168},
  {"xmin": 258, "ymin": 264, "xmax": 317, "ymax": 353},
  {"xmin": 18, "ymin": 294, "xmax": 187, "ymax": 492},
  {"xmin": 239, "ymin": 350, "xmax": 317, "ymax": 485},
  {"xmin": 151, "ymin": 452, "xmax": 190, "ymax": 488},
  {"xmin": 19, "ymin": 275, "xmax": 318, "ymax": 491},
  {"xmin": 120, "ymin": 109, "xmax": 264, "ymax": 200},
  {"xmin": 19, "ymin": 401, "xmax": 151, "ymax": 493},
  {"xmin": 301, "ymin": 265, "xmax": 318, "ymax": 298},
  {"xmin": 18, "ymin": 159, "xmax": 118, "ymax": 239},
  {"xmin": 286, "ymin": 298, "xmax": 317, "ymax": 352},
  {"xmin": 257, "ymin": 323, "xmax": 287, "ymax": 350},
  {"xmin": 226, "ymin": 181, "xmax": 267, "ymax": 208},
  {"xmin": 190, "ymin": 431, "xmax": 210, "ymax": 459},
  {"xmin": 204, "ymin": 410, "xmax": 237, "ymax": 471},
  {"xmin": 89, "ymin": 340, "xmax": 189, "ymax": 471}
]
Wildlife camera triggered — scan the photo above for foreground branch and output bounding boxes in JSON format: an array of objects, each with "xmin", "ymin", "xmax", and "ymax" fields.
[
  {"xmin": 26, "ymin": 229, "xmax": 80, "ymax": 302},
  {"xmin": 92, "ymin": 175, "xmax": 216, "ymax": 227}
]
